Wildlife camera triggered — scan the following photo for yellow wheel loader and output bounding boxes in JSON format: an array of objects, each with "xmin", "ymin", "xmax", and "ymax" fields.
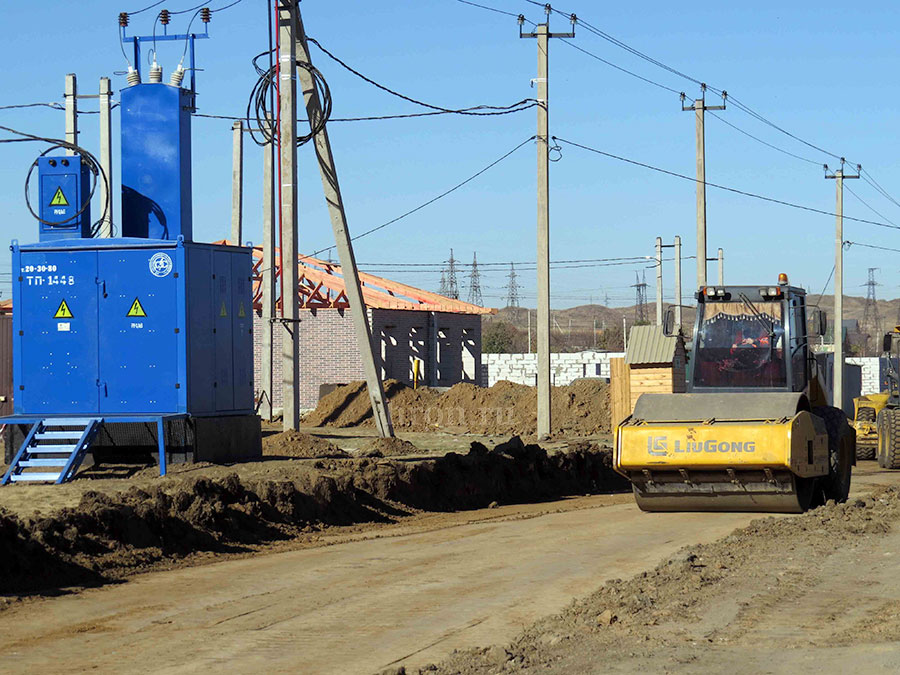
[
  {"xmin": 871, "ymin": 329, "xmax": 900, "ymax": 469},
  {"xmin": 614, "ymin": 275, "xmax": 854, "ymax": 513},
  {"xmin": 853, "ymin": 393, "xmax": 887, "ymax": 460}
]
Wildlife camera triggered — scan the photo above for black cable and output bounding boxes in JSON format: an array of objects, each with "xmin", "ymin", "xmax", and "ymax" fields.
[
  {"xmin": 126, "ymin": 0, "xmax": 165, "ymax": 16},
  {"xmin": 861, "ymin": 170, "xmax": 900, "ymax": 211},
  {"xmin": 558, "ymin": 39, "xmax": 681, "ymax": 95},
  {"xmin": 0, "ymin": 102, "xmax": 64, "ymax": 111},
  {"xmin": 845, "ymin": 184, "xmax": 898, "ymax": 228},
  {"xmin": 845, "ymin": 241, "xmax": 900, "ymax": 255},
  {"xmin": 811, "ymin": 264, "xmax": 835, "ymax": 309},
  {"xmin": 302, "ymin": 136, "xmax": 535, "ymax": 260},
  {"xmin": 455, "ymin": 0, "xmax": 523, "ymax": 19},
  {"xmin": 0, "ymin": 124, "xmax": 109, "ymax": 236},
  {"xmin": 212, "ymin": 0, "xmax": 244, "ymax": 12},
  {"xmin": 553, "ymin": 135, "xmax": 900, "ymax": 232},
  {"xmin": 707, "ymin": 110, "xmax": 820, "ymax": 166},
  {"xmin": 307, "ymin": 37, "xmax": 539, "ymax": 116}
]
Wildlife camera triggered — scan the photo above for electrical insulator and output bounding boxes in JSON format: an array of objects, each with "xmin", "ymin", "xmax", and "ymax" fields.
[
  {"xmin": 201, "ymin": 7, "xmax": 211, "ymax": 23},
  {"xmin": 126, "ymin": 66, "xmax": 141, "ymax": 86},
  {"xmin": 169, "ymin": 64, "xmax": 185, "ymax": 88},
  {"xmin": 149, "ymin": 60, "xmax": 163, "ymax": 83},
  {"xmin": 159, "ymin": 9, "xmax": 170, "ymax": 25},
  {"xmin": 118, "ymin": 12, "xmax": 129, "ymax": 27}
]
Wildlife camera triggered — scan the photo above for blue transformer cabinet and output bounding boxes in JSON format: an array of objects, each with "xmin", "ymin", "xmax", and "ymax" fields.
[
  {"xmin": 37, "ymin": 154, "xmax": 92, "ymax": 241},
  {"xmin": 12, "ymin": 237, "xmax": 253, "ymax": 417}
]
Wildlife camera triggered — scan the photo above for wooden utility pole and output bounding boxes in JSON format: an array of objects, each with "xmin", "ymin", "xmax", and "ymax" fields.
[
  {"xmin": 827, "ymin": 162, "xmax": 860, "ymax": 412},
  {"xmin": 655, "ymin": 237, "xmax": 663, "ymax": 326},
  {"xmin": 64, "ymin": 74, "xmax": 77, "ymax": 155},
  {"xmin": 98, "ymin": 77, "xmax": 113, "ymax": 237},
  {"xmin": 260, "ymin": 114, "xmax": 276, "ymax": 422},
  {"xmin": 674, "ymin": 235, "xmax": 682, "ymax": 330},
  {"xmin": 231, "ymin": 120, "xmax": 244, "ymax": 245},
  {"xmin": 682, "ymin": 86, "xmax": 725, "ymax": 289},
  {"xmin": 294, "ymin": 7, "xmax": 394, "ymax": 437},
  {"xmin": 717, "ymin": 247, "xmax": 724, "ymax": 285},
  {"xmin": 278, "ymin": 1, "xmax": 300, "ymax": 430},
  {"xmin": 520, "ymin": 8, "xmax": 575, "ymax": 440}
]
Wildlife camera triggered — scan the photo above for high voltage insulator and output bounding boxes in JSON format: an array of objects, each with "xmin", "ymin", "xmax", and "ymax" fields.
[
  {"xmin": 159, "ymin": 9, "xmax": 170, "ymax": 25},
  {"xmin": 201, "ymin": 7, "xmax": 211, "ymax": 23},
  {"xmin": 118, "ymin": 12, "xmax": 129, "ymax": 27}
]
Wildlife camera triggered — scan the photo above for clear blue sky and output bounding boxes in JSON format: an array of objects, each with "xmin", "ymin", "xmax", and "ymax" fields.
[{"xmin": 1, "ymin": 0, "xmax": 899, "ymax": 309}]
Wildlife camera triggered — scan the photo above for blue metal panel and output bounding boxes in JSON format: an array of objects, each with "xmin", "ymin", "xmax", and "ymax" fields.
[
  {"xmin": 120, "ymin": 84, "xmax": 193, "ymax": 241},
  {"xmin": 213, "ymin": 249, "xmax": 234, "ymax": 411},
  {"xmin": 97, "ymin": 246, "xmax": 181, "ymax": 413},
  {"xmin": 14, "ymin": 248, "xmax": 99, "ymax": 414},
  {"xmin": 231, "ymin": 252, "xmax": 254, "ymax": 411},
  {"xmin": 37, "ymin": 155, "xmax": 91, "ymax": 241},
  {"xmin": 186, "ymin": 246, "xmax": 215, "ymax": 413}
]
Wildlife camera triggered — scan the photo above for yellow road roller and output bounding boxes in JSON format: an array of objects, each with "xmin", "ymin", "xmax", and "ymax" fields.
[{"xmin": 614, "ymin": 275, "xmax": 854, "ymax": 513}]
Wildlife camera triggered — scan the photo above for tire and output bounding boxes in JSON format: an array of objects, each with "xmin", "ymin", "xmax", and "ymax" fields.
[
  {"xmin": 881, "ymin": 408, "xmax": 900, "ymax": 470},
  {"xmin": 857, "ymin": 406, "xmax": 876, "ymax": 422},
  {"xmin": 856, "ymin": 442, "xmax": 876, "ymax": 461},
  {"xmin": 877, "ymin": 411, "xmax": 888, "ymax": 468},
  {"xmin": 813, "ymin": 406, "xmax": 853, "ymax": 503}
]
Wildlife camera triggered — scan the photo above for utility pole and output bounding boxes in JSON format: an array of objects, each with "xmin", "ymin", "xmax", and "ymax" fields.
[
  {"xmin": 231, "ymin": 120, "xmax": 244, "ymax": 245},
  {"xmin": 717, "ymin": 248, "xmax": 724, "ymax": 285},
  {"xmin": 98, "ymin": 77, "xmax": 113, "ymax": 238},
  {"xmin": 520, "ymin": 8, "xmax": 575, "ymax": 440},
  {"xmin": 260, "ymin": 113, "xmax": 276, "ymax": 422},
  {"xmin": 64, "ymin": 74, "xmax": 77, "ymax": 155},
  {"xmin": 674, "ymin": 235, "xmax": 682, "ymax": 330},
  {"xmin": 294, "ymin": 7, "xmax": 394, "ymax": 437},
  {"xmin": 682, "ymin": 85, "xmax": 725, "ymax": 289},
  {"xmin": 655, "ymin": 237, "xmax": 663, "ymax": 326},
  {"xmin": 278, "ymin": 1, "xmax": 300, "ymax": 431},
  {"xmin": 826, "ymin": 161, "xmax": 860, "ymax": 412}
]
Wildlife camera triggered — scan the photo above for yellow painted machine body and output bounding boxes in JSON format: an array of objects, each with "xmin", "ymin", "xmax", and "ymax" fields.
[
  {"xmin": 853, "ymin": 392, "xmax": 889, "ymax": 445},
  {"xmin": 614, "ymin": 392, "xmax": 830, "ymax": 512}
]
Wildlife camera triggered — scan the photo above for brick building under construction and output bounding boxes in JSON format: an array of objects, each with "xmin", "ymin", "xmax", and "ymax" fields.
[{"xmin": 250, "ymin": 252, "xmax": 495, "ymax": 411}]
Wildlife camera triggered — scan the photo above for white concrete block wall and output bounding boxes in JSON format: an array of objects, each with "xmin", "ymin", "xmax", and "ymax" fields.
[
  {"xmin": 846, "ymin": 357, "xmax": 881, "ymax": 395},
  {"xmin": 481, "ymin": 351, "xmax": 625, "ymax": 387}
]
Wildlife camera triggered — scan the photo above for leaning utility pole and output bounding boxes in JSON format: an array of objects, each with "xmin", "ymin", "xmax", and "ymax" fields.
[
  {"xmin": 655, "ymin": 237, "xmax": 663, "ymax": 326},
  {"xmin": 260, "ymin": 114, "xmax": 277, "ymax": 422},
  {"xmin": 98, "ymin": 77, "xmax": 113, "ymax": 237},
  {"xmin": 231, "ymin": 120, "xmax": 244, "ymax": 245},
  {"xmin": 519, "ymin": 7, "xmax": 575, "ymax": 440},
  {"xmin": 826, "ymin": 161, "xmax": 860, "ymax": 412},
  {"xmin": 682, "ymin": 86, "xmax": 725, "ymax": 289},
  {"xmin": 278, "ymin": 1, "xmax": 301, "ymax": 430},
  {"xmin": 294, "ymin": 6, "xmax": 394, "ymax": 437}
]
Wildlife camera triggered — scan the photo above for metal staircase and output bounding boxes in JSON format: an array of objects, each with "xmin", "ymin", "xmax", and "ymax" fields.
[{"xmin": 2, "ymin": 418, "xmax": 102, "ymax": 485}]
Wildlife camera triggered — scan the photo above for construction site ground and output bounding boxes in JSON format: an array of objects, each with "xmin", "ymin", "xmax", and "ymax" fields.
[{"xmin": 2, "ymin": 432, "xmax": 900, "ymax": 674}]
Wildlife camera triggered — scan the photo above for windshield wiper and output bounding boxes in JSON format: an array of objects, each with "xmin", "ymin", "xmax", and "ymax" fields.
[{"xmin": 738, "ymin": 293, "xmax": 775, "ymax": 337}]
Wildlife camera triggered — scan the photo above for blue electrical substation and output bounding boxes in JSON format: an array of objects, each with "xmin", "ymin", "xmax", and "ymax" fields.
[{"xmin": 2, "ymin": 24, "xmax": 262, "ymax": 485}]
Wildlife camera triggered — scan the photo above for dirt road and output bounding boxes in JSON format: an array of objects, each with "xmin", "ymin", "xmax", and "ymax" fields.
[{"xmin": 3, "ymin": 464, "xmax": 899, "ymax": 675}]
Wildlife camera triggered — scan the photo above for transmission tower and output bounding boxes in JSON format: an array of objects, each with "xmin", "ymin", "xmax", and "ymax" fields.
[
  {"xmin": 467, "ymin": 253, "xmax": 483, "ymax": 306},
  {"xmin": 632, "ymin": 271, "xmax": 648, "ymax": 323},
  {"xmin": 505, "ymin": 262, "xmax": 520, "ymax": 309},
  {"xmin": 439, "ymin": 249, "xmax": 459, "ymax": 299},
  {"xmin": 861, "ymin": 267, "xmax": 882, "ymax": 355}
]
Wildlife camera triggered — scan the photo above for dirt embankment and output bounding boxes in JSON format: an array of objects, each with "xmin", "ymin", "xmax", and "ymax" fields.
[
  {"xmin": 0, "ymin": 438, "xmax": 625, "ymax": 596},
  {"xmin": 417, "ymin": 489, "xmax": 900, "ymax": 675},
  {"xmin": 306, "ymin": 379, "xmax": 611, "ymax": 437}
]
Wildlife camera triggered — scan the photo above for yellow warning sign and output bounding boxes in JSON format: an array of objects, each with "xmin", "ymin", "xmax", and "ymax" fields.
[
  {"xmin": 49, "ymin": 187, "xmax": 69, "ymax": 207},
  {"xmin": 220, "ymin": 301, "xmax": 228, "ymax": 318},
  {"xmin": 54, "ymin": 299, "xmax": 73, "ymax": 319},
  {"xmin": 127, "ymin": 297, "xmax": 147, "ymax": 318},
  {"xmin": 238, "ymin": 301, "xmax": 246, "ymax": 318}
]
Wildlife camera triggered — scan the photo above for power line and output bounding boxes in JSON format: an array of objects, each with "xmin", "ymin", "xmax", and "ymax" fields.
[
  {"xmin": 706, "ymin": 110, "xmax": 820, "ymax": 166},
  {"xmin": 845, "ymin": 184, "xmax": 898, "ymax": 228},
  {"xmin": 455, "ymin": 0, "xmax": 523, "ymax": 19},
  {"xmin": 553, "ymin": 135, "xmax": 900, "ymax": 232}
]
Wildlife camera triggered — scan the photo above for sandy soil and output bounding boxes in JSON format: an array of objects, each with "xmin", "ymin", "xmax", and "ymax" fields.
[{"xmin": 1, "ymin": 464, "xmax": 898, "ymax": 674}]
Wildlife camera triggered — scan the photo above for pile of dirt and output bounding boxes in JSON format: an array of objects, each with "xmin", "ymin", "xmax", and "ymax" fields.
[
  {"xmin": 307, "ymin": 379, "xmax": 611, "ymax": 436},
  {"xmin": 360, "ymin": 437, "xmax": 422, "ymax": 458},
  {"xmin": 422, "ymin": 488, "xmax": 900, "ymax": 674},
  {"xmin": 0, "ymin": 438, "xmax": 625, "ymax": 595},
  {"xmin": 262, "ymin": 430, "xmax": 350, "ymax": 459}
]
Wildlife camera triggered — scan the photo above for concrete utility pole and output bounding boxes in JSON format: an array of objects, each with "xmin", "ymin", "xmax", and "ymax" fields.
[
  {"xmin": 278, "ymin": 1, "xmax": 301, "ymax": 431},
  {"xmin": 64, "ymin": 74, "xmax": 77, "ymax": 155},
  {"xmin": 231, "ymin": 120, "xmax": 244, "ymax": 245},
  {"xmin": 717, "ymin": 248, "xmax": 724, "ymax": 285},
  {"xmin": 520, "ymin": 8, "xmax": 575, "ymax": 440},
  {"xmin": 294, "ymin": 7, "xmax": 394, "ymax": 437},
  {"xmin": 827, "ymin": 162, "xmax": 860, "ymax": 412},
  {"xmin": 655, "ymin": 237, "xmax": 663, "ymax": 326},
  {"xmin": 682, "ymin": 86, "xmax": 725, "ymax": 289},
  {"xmin": 98, "ymin": 77, "xmax": 113, "ymax": 238},
  {"xmin": 674, "ymin": 235, "xmax": 683, "ymax": 330},
  {"xmin": 260, "ymin": 114, "xmax": 276, "ymax": 422}
]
